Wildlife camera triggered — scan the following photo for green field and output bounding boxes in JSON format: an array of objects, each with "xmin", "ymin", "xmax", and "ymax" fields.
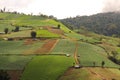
[
  {"xmin": 0, "ymin": 12, "xmax": 71, "ymax": 38},
  {"xmin": 0, "ymin": 41, "xmax": 44, "ymax": 54},
  {"xmin": 0, "ymin": 12, "xmax": 46, "ymax": 20},
  {"xmin": 0, "ymin": 55, "xmax": 33, "ymax": 70},
  {"xmin": 37, "ymin": 29, "xmax": 60, "ymax": 38},
  {"xmin": 51, "ymin": 39, "xmax": 75, "ymax": 55},
  {"xmin": 21, "ymin": 56, "xmax": 74, "ymax": 80},
  {"xmin": 77, "ymin": 42, "xmax": 119, "ymax": 68},
  {"xmin": 5, "ymin": 30, "xmax": 31, "ymax": 37},
  {"xmin": 0, "ymin": 12, "xmax": 120, "ymax": 80}
]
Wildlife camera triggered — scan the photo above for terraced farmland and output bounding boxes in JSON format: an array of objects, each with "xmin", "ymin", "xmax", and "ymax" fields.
[
  {"xmin": 77, "ymin": 42, "xmax": 120, "ymax": 68},
  {"xmin": 0, "ymin": 40, "xmax": 44, "ymax": 55},
  {"xmin": 0, "ymin": 56, "xmax": 33, "ymax": 70},
  {"xmin": 37, "ymin": 30, "xmax": 60, "ymax": 38},
  {"xmin": 51, "ymin": 39, "xmax": 76, "ymax": 55},
  {"xmin": 0, "ymin": 12, "xmax": 120, "ymax": 80},
  {"xmin": 21, "ymin": 56, "xmax": 74, "ymax": 80}
]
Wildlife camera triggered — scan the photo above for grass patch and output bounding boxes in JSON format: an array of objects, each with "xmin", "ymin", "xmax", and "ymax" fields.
[
  {"xmin": 21, "ymin": 55, "xmax": 74, "ymax": 80},
  {"xmin": 37, "ymin": 30, "xmax": 60, "ymax": 38}
]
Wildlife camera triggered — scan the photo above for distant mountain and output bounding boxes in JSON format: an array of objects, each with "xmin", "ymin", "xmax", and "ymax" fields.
[{"xmin": 60, "ymin": 12, "xmax": 120, "ymax": 37}]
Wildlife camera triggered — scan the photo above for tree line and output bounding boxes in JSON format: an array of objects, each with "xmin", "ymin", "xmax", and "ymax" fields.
[{"xmin": 60, "ymin": 12, "xmax": 120, "ymax": 37}]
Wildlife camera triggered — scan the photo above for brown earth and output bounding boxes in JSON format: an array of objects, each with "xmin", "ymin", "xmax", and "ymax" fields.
[
  {"xmin": 44, "ymin": 26, "xmax": 64, "ymax": 35},
  {"xmin": 7, "ymin": 70, "xmax": 22, "ymax": 80},
  {"xmin": 34, "ymin": 39, "xmax": 59, "ymax": 54}
]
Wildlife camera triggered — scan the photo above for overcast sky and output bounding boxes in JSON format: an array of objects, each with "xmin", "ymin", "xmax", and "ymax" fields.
[{"xmin": 0, "ymin": 0, "xmax": 119, "ymax": 19}]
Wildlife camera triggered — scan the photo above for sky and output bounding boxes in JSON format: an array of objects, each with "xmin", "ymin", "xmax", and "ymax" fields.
[{"xmin": 0, "ymin": 0, "xmax": 119, "ymax": 19}]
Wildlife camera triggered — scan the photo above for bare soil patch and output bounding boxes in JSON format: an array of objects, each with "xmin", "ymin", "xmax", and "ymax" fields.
[
  {"xmin": 44, "ymin": 26, "xmax": 64, "ymax": 35},
  {"xmin": 34, "ymin": 39, "xmax": 58, "ymax": 54}
]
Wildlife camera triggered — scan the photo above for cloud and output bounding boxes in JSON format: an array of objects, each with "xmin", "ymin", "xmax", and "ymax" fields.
[
  {"xmin": 102, "ymin": 0, "xmax": 120, "ymax": 12},
  {"xmin": 0, "ymin": 0, "xmax": 33, "ymax": 10}
]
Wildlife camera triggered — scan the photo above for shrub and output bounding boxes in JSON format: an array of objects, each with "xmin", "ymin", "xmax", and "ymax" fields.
[
  {"xmin": 101, "ymin": 61, "xmax": 105, "ymax": 68},
  {"xmin": 4, "ymin": 28, "xmax": 9, "ymax": 34},
  {"xmin": 0, "ymin": 70, "xmax": 10, "ymax": 80},
  {"xmin": 31, "ymin": 31, "xmax": 37, "ymax": 38},
  {"xmin": 57, "ymin": 24, "xmax": 61, "ymax": 29},
  {"xmin": 14, "ymin": 26, "xmax": 19, "ymax": 32}
]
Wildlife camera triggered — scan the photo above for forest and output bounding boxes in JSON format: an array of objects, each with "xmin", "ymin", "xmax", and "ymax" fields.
[{"xmin": 60, "ymin": 12, "xmax": 120, "ymax": 37}]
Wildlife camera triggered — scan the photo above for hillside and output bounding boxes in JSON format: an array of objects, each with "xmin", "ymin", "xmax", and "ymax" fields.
[
  {"xmin": 0, "ymin": 12, "xmax": 120, "ymax": 80},
  {"xmin": 60, "ymin": 12, "xmax": 120, "ymax": 37},
  {"xmin": 0, "ymin": 12, "xmax": 72, "ymax": 39}
]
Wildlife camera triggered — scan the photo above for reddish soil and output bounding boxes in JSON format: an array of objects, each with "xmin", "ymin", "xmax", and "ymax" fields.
[
  {"xmin": 7, "ymin": 70, "xmax": 23, "ymax": 80},
  {"xmin": 34, "ymin": 39, "xmax": 58, "ymax": 54},
  {"xmin": 44, "ymin": 26, "xmax": 64, "ymax": 35},
  {"xmin": 49, "ymin": 29, "xmax": 64, "ymax": 35}
]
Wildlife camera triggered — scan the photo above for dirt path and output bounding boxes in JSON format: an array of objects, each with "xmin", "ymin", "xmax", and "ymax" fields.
[
  {"xmin": 74, "ymin": 42, "xmax": 80, "ymax": 65},
  {"xmin": 45, "ymin": 26, "xmax": 80, "ymax": 65},
  {"xmin": 34, "ymin": 39, "xmax": 59, "ymax": 54},
  {"xmin": 61, "ymin": 34, "xmax": 80, "ymax": 66}
]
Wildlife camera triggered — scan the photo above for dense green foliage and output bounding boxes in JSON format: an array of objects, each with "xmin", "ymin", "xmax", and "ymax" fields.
[
  {"xmin": 60, "ymin": 12, "xmax": 120, "ymax": 37},
  {"xmin": 4, "ymin": 28, "xmax": 8, "ymax": 34},
  {"xmin": 31, "ymin": 31, "xmax": 36, "ymax": 38},
  {"xmin": 21, "ymin": 56, "xmax": 74, "ymax": 80}
]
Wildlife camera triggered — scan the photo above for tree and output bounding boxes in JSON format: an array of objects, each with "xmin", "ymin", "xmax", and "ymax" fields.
[
  {"xmin": 3, "ymin": 7, "xmax": 6, "ymax": 12},
  {"xmin": 101, "ymin": 61, "xmax": 105, "ymax": 68},
  {"xmin": 0, "ymin": 70, "xmax": 10, "ymax": 80},
  {"xmin": 93, "ymin": 61, "xmax": 96, "ymax": 67},
  {"xmin": 57, "ymin": 24, "xmax": 61, "ymax": 29},
  {"xmin": 31, "ymin": 31, "xmax": 37, "ymax": 38},
  {"xmin": 0, "ymin": 9, "xmax": 3, "ymax": 13},
  {"xmin": 4, "ymin": 28, "xmax": 9, "ymax": 34},
  {"xmin": 14, "ymin": 26, "xmax": 19, "ymax": 32}
]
